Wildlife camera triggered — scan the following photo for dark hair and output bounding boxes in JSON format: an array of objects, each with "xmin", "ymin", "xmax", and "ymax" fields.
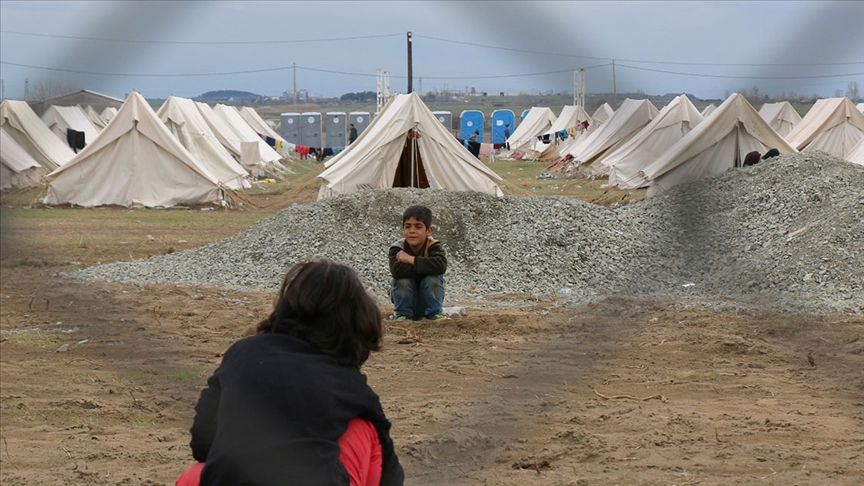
[
  {"xmin": 256, "ymin": 260, "xmax": 382, "ymax": 368},
  {"xmin": 762, "ymin": 148, "xmax": 780, "ymax": 160},
  {"xmin": 402, "ymin": 205, "xmax": 432, "ymax": 228}
]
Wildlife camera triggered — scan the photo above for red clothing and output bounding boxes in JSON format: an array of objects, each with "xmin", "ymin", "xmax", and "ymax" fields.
[{"xmin": 176, "ymin": 418, "xmax": 382, "ymax": 486}]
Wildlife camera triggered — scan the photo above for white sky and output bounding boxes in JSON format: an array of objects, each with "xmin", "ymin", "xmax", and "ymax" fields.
[{"xmin": 1, "ymin": 0, "xmax": 862, "ymax": 101}]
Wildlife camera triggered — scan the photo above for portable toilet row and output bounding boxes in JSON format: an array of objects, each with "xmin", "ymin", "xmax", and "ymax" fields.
[
  {"xmin": 432, "ymin": 111, "xmax": 453, "ymax": 135},
  {"xmin": 280, "ymin": 111, "xmax": 370, "ymax": 147},
  {"xmin": 456, "ymin": 109, "xmax": 516, "ymax": 145}
]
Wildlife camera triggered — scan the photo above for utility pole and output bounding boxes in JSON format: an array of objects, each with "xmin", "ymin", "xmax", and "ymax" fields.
[
  {"xmin": 24, "ymin": 77, "xmax": 29, "ymax": 101},
  {"xmin": 0, "ymin": 79, "xmax": 4, "ymax": 100},
  {"xmin": 574, "ymin": 69, "xmax": 585, "ymax": 107},
  {"xmin": 293, "ymin": 62, "xmax": 297, "ymax": 104},
  {"xmin": 612, "ymin": 60, "xmax": 617, "ymax": 104},
  {"xmin": 407, "ymin": 31, "xmax": 413, "ymax": 93}
]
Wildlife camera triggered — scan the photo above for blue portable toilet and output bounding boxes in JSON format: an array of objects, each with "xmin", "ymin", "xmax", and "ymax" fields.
[
  {"xmin": 280, "ymin": 112, "xmax": 301, "ymax": 145},
  {"xmin": 520, "ymin": 109, "xmax": 530, "ymax": 124},
  {"xmin": 432, "ymin": 111, "xmax": 453, "ymax": 135},
  {"xmin": 490, "ymin": 109, "xmax": 515, "ymax": 145},
  {"xmin": 325, "ymin": 112, "xmax": 347, "ymax": 147},
  {"xmin": 460, "ymin": 110, "xmax": 484, "ymax": 143},
  {"xmin": 300, "ymin": 112, "xmax": 322, "ymax": 147}
]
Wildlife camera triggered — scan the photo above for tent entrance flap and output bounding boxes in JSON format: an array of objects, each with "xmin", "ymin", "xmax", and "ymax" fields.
[{"xmin": 392, "ymin": 130, "xmax": 429, "ymax": 188}]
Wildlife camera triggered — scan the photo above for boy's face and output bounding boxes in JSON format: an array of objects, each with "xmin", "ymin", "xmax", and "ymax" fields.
[{"xmin": 403, "ymin": 216, "xmax": 432, "ymax": 249}]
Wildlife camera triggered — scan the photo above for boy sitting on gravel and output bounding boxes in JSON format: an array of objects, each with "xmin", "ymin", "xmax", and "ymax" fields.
[{"xmin": 388, "ymin": 205, "xmax": 449, "ymax": 321}]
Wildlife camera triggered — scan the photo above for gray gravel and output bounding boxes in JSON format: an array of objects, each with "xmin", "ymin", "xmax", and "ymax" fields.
[{"xmin": 64, "ymin": 152, "xmax": 863, "ymax": 315}]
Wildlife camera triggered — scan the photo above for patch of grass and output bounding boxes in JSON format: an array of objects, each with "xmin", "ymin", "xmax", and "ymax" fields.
[
  {"xmin": 8, "ymin": 333, "xmax": 64, "ymax": 346},
  {"xmin": 112, "ymin": 372, "xmax": 158, "ymax": 386},
  {"xmin": 165, "ymin": 366, "xmax": 206, "ymax": 384},
  {"xmin": 129, "ymin": 414, "xmax": 155, "ymax": 427}
]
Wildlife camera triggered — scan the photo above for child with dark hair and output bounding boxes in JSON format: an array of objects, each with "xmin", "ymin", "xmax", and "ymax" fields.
[
  {"xmin": 176, "ymin": 260, "xmax": 404, "ymax": 486},
  {"xmin": 388, "ymin": 205, "xmax": 449, "ymax": 321}
]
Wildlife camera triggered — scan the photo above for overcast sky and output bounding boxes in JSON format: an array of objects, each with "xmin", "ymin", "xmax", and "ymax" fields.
[{"xmin": 1, "ymin": 0, "xmax": 862, "ymax": 101}]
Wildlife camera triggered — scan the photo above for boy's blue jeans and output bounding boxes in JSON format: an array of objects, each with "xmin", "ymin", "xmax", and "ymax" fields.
[{"xmin": 391, "ymin": 275, "xmax": 445, "ymax": 319}]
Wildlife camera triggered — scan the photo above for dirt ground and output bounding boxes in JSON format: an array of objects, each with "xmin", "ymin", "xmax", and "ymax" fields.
[{"xmin": 1, "ymin": 183, "xmax": 863, "ymax": 485}]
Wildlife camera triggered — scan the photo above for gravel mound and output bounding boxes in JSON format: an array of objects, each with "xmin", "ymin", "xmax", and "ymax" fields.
[{"xmin": 65, "ymin": 152, "xmax": 863, "ymax": 315}]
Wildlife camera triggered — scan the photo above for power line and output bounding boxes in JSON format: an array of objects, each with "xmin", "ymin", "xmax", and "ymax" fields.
[
  {"xmin": 0, "ymin": 30, "xmax": 403, "ymax": 45},
  {"xmin": 414, "ymin": 34, "xmax": 864, "ymax": 68},
  {"xmin": 0, "ymin": 60, "xmax": 611, "ymax": 80},
  {"xmin": 616, "ymin": 63, "xmax": 864, "ymax": 80}
]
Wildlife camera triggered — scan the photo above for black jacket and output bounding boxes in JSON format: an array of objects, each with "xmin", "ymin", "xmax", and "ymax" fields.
[
  {"xmin": 190, "ymin": 334, "xmax": 404, "ymax": 486},
  {"xmin": 388, "ymin": 238, "xmax": 447, "ymax": 280}
]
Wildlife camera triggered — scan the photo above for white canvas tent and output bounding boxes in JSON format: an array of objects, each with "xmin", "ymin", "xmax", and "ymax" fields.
[
  {"xmin": 197, "ymin": 102, "xmax": 283, "ymax": 176},
  {"xmin": 237, "ymin": 106, "xmax": 288, "ymax": 147},
  {"xmin": 44, "ymin": 91, "xmax": 224, "ymax": 208},
  {"xmin": 501, "ymin": 107, "xmax": 557, "ymax": 155},
  {"xmin": 562, "ymin": 98, "xmax": 659, "ymax": 167},
  {"xmin": 758, "ymin": 101, "xmax": 801, "ymax": 138},
  {"xmin": 317, "ymin": 92, "xmax": 503, "ymax": 200},
  {"xmin": 638, "ymin": 93, "xmax": 796, "ymax": 197},
  {"xmin": 700, "ymin": 104, "xmax": 717, "ymax": 117},
  {"xmin": 84, "ymin": 105, "xmax": 108, "ymax": 130},
  {"xmin": 101, "ymin": 106, "xmax": 118, "ymax": 123},
  {"xmin": 785, "ymin": 97, "xmax": 864, "ymax": 158},
  {"xmin": 528, "ymin": 105, "xmax": 592, "ymax": 162},
  {"xmin": 41, "ymin": 105, "xmax": 101, "ymax": 149},
  {"xmin": 0, "ymin": 99, "xmax": 75, "ymax": 171},
  {"xmin": 845, "ymin": 136, "xmax": 864, "ymax": 166},
  {"xmin": 592, "ymin": 103, "xmax": 615, "ymax": 126},
  {"xmin": 602, "ymin": 95, "xmax": 704, "ymax": 187},
  {"xmin": 157, "ymin": 96, "xmax": 251, "ymax": 190},
  {"xmin": 0, "ymin": 126, "xmax": 45, "ymax": 190},
  {"xmin": 857, "ymin": 103, "xmax": 864, "ymax": 114}
]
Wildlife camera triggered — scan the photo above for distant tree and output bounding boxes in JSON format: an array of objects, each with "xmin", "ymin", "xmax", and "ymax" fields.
[
  {"xmin": 339, "ymin": 91, "xmax": 376, "ymax": 103},
  {"xmin": 834, "ymin": 89, "xmax": 844, "ymax": 98},
  {"xmin": 789, "ymin": 90, "xmax": 799, "ymax": 102},
  {"xmin": 846, "ymin": 81, "xmax": 860, "ymax": 101},
  {"xmin": 723, "ymin": 89, "xmax": 732, "ymax": 99},
  {"xmin": 747, "ymin": 85, "xmax": 760, "ymax": 103},
  {"xmin": 28, "ymin": 77, "xmax": 79, "ymax": 102}
]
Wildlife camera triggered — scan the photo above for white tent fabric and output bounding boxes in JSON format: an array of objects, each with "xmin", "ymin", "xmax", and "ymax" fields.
[
  {"xmin": 602, "ymin": 95, "xmax": 704, "ymax": 187},
  {"xmin": 563, "ymin": 98, "xmax": 659, "ymax": 167},
  {"xmin": 857, "ymin": 103, "xmax": 864, "ymax": 114},
  {"xmin": 84, "ymin": 105, "xmax": 107, "ymax": 130},
  {"xmin": 638, "ymin": 93, "xmax": 796, "ymax": 197},
  {"xmin": 785, "ymin": 97, "xmax": 864, "ymax": 158},
  {"xmin": 0, "ymin": 99, "xmax": 75, "ymax": 171},
  {"xmin": 203, "ymin": 103, "xmax": 283, "ymax": 175},
  {"xmin": 101, "ymin": 107, "xmax": 118, "ymax": 123},
  {"xmin": 0, "ymin": 127, "xmax": 45, "ymax": 190},
  {"xmin": 501, "ymin": 107, "xmax": 556, "ymax": 155},
  {"xmin": 758, "ymin": 101, "xmax": 801, "ymax": 138},
  {"xmin": 592, "ymin": 103, "xmax": 615, "ymax": 126},
  {"xmin": 317, "ymin": 92, "xmax": 502, "ymax": 200},
  {"xmin": 528, "ymin": 105, "xmax": 592, "ymax": 160},
  {"xmin": 41, "ymin": 105, "xmax": 101, "ymax": 148},
  {"xmin": 700, "ymin": 104, "xmax": 717, "ymax": 117},
  {"xmin": 237, "ymin": 106, "xmax": 287, "ymax": 146},
  {"xmin": 845, "ymin": 136, "xmax": 864, "ymax": 165},
  {"xmin": 157, "ymin": 96, "xmax": 251, "ymax": 190},
  {"xmin": 44, "ymin": 91, "xmax": 223, "ymax": 208}
]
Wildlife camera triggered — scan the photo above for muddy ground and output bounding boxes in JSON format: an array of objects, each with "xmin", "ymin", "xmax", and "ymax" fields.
[{"xmin": 1, "ymin": 183, "xmax": 862, "ymax": 485}]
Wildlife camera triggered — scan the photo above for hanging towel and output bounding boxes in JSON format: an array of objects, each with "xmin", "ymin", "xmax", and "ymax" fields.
[
  {"xmin": 66, "ymin": 129, "xmax": 86, "ymax": 153},
  {"xmin": 322, "ymin": 147, "xmax": 334, "ymax": 158},
  {"xmin": 275, "ymin": 140, "xmax": 282, "ymax": 151},
  {"xmin": 480, "ymin": 143, "xmax": 493, "ymax": 157},
  {"xmin": 332, "ymin": 147, "xmax": 345, "ymax": 156},
  {"xmin": 265, "ymin": 136, "xmax": 276, "ymax": 147}
]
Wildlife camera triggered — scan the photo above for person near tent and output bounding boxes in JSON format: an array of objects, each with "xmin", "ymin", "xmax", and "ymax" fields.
[
  {"xmin": 761, "ymin": 148, "xmax": 781, "ymax": 161},
  {"xmin": 503, "ymin": 124, "xmax": 511, "ymax": 141},
  {"xmin": 388, "ymin": 205, "xmax": 449, "ymax": 322},
  {"xmin": 742, "ymin": 150, "xmax": 762, "ymax": 167},
  {"xmin": 176, "ymin": 260, "xmax": 405, "ymax": 486},
  {"xmin": 349, "ymin": 123, "xmax": 358, "ymax": 144},
  {"xmin": 469, "ymin": 130, "xmax": 479, "ymax": 143}
]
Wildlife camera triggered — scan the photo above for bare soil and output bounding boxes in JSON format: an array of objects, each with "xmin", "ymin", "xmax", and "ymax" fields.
[{"xmin": 1, "ymin": 183, "xmax": 862, "ymax": 485}]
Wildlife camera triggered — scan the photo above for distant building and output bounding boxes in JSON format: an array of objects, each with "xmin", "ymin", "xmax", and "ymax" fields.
[{"xmin": 28, "ymin": 89, "xmax": 124, "ymax": 117}]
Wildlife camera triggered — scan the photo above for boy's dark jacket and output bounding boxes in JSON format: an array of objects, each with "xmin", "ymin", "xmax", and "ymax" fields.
[
  {"xmin": 190, "ymin": 333, "xmax": 404, "ymax": 485},
  {"xmin": 388, "ymin": 238, "xmax": 447, "ymax": 279}
]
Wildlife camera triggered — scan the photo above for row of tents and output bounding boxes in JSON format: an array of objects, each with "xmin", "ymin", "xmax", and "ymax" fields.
[
  {"xmin": 1, "ymin": 92, "xmax": 294, "ymax": 204},
  {"xmin": 2, "ymin": 89, "xmax": 863, "ymax": 206},
  {"xmin": 501, "ymin": 96, "xmax": 864, "ymax": 196}
]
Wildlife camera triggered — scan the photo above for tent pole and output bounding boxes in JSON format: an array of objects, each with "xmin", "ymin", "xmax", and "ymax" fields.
[{"xmin": 410, "ymin": 129, "xmax": 416, "ymax": 187}]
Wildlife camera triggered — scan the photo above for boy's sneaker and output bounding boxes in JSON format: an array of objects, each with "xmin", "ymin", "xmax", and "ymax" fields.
[
  {"xmin": 389, "ymin": 314, "xmax": 409, "ymax": 321},
  {"xmin": 427, "ymin": 313, "xmax": 450, "ymax": 321}
]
